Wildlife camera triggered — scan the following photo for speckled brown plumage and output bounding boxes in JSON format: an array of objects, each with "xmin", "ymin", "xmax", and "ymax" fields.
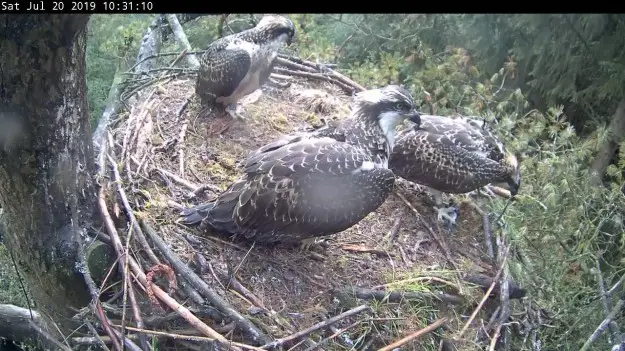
[
  {"xmin": 389, "ymin": 114, "xmax": 521, "ymax": 195},
  {"xmin": 196, "ymin": 15, "xmax": 295, "ymax": 110},
  {"xmin": 179, "ymin": 85, "xmax": 421, "ymax": 244}
]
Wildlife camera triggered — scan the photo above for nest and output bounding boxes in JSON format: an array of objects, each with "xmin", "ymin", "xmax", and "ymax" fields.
[{"xmin": 86, "ymin": 54, "xmax": 531, "ymax": 351}]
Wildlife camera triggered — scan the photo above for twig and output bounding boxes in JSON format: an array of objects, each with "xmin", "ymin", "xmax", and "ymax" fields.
[
  {"xmin": 276, "ymin": 54, "xmax": 363, "ymax": 91},
  {"xmin": 273, "ymin": 67, "xmax": 357, "ymax": 94},
  {"xmin": 385, "ymin": 209, "xmax": 403, "ymax": 245},
  {"xmin": 219, "ymin": 273, "xmax": 267, "ymax": 311},
  {"xmin": 607, "ymin": 273, "xmax": 625, "ymax": 297},
  {"xmin": 378, "ymin": 317, "xmax": 447, "ymax": 351},
  {"xmin": 301, "ymin": 321, "xmax": 361, "ymax": 351},
  {"xmin": 132, "ymin": 249, "xmax": 239, "ymax": 350},
  {"xmin": 376, "ymin": 276, "xmax": 459, "ymax": 292},
  {"xmin": 140, "ymin": 220, "xmax": 270, "ymax": 345},
  {"xmin": 262, "ymin": 304, "xmax": 371, "ymax": 349},
  {"xmin": 580, "ymin": 299, "xmax": 625, "ymax": 351},
  {"xmin": 462, "ymin": 274, "xmax": 526, "ymax": 300},
  {"xmin": 110, "ymin": 325, "xmax": 265, "ymax": 351},
  {"xmin": 495, "ymin": 228, "xmax": 511, "ymax": 333},
  {"xmin": 189, "ymin": 183, "xmax": 223, "ymax": 198},
  {"xmin": 155, "ymin": 167, "xmax": 199, "ymax": 191},
  {"xmin": 79, "ymin": 226, "xmax": 123, "ymax": 351},
  {"xmin": 108, "ymin": 152, "xmax": 161, "ymax": 265},
  {"xmin": 488, "ymin": 324, "xmax": 503, "ymax": 351},
  {"xmin": 594, "ymin": 256, "xmax": 621, "ymax": 342},
  {"xmin": 178, "ymin": 116, "xmax": 189, "ymax": 177},
  {"xmin": 394, "ymin": 191, "xmax": 463, "ymax": 291},
  {"xmin": 483, "ymin": 214, "xmax": 495, "ymax": 259},
  {"xmin": 334, "ymin": 287, "xmax": 463, "ymax": 305},
  {"xmin": 121, "ymin": 225, "xmax": 150, "ymax": 351},
  {"xmin": 110, "ymin": 328, "xmax": 143, "ymax": 351},
  {"xmin": 217, "ymin": 14, "xmax": 228, "ymax": 37},
  {"xmin": 85, "ymin": 321, "xmax": 111, "ymax": 351},
  {"xmin": 165, "ymin": 14, "xmax": 200, "ymax": 68},
  {"xmin": 22, "ymin": 319, "xmax": 72, "ymax": 351},
  {"xmin": 99, "ymin": 187, "xmax": 237, "ymax": 350},
  {"xmin": 457, "ymin": 245, "xmax": 511, "ymax": 339}
]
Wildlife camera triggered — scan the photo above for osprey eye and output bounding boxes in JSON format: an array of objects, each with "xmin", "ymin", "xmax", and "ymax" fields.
[{"xmin": 396, "ymin": 102, "xmax": 407, "ymax": 111}]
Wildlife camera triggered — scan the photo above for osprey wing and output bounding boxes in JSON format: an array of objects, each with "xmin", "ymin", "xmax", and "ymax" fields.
[
  {"xmin": 196, "ymin": 46, "xmax": 251, "ymax": 103},
  {"xmin": 208, "ymin": 137, "xmax": 395, "ymax": 243},
  {"xmin": 391, "ymin": 127, "xmax": 502, "ymax": 194},
  {"xmin": 415, "ymin": 114, "xmax": 505, "ymax": 161}
]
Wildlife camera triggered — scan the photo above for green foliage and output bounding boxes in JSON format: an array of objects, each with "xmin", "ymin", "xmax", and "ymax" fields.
[
  {"xmin": 37, "ymin": 13, "xmax": 623, "ymax": 350},
  {"xmin": 0, "ymin": 245, "xmax": 30, "ymax": 306},
  {"xmin": 85, "ymin": 14, "xmax": 152, "ymax": 128},
  {"xmin": 293, "ymin": 16, "xmax": 624, "ymax": 349}
]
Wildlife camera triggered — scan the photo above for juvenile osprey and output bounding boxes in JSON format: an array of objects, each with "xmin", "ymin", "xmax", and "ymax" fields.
[
  {"xmin": 389, "ymin": 114, "xmax": 521, "ymax": 227},
  {"xmin": 196, "ymin": 15, "xmax": 295, "ymax": 119},
  {"xmin": 180, "ymin": 85, "xmax": 421, "ymax": 249}
]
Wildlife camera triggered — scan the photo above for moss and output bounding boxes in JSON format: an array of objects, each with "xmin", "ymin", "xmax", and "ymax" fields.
[
  {"xmin": 305, "ymin": 113, "xmax": 323, "ymax": 128},
  {"xmin": 270, "ymin": 113, "xmax": 289, "ymax": 132}
]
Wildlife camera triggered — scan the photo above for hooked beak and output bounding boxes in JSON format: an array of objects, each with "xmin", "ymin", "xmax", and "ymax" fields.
[
  {"xmin": 286, "ymin": 31, "xmax": 294, "ymax": 46},
  {"xmin": 408, "ymin": 110, "xmax": 421, "ymax": 129},
  {"xmin": 508, "ymin": 178, "xmax": 520, "ymax": 198}
]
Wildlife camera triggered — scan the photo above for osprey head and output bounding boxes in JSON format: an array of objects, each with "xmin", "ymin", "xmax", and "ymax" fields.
[
  {"xmin": 353, "ymin": 85, "xmax": 421, "ymax": 132},
  {"xmin": 255, "ymin": 15, "xmax": 296, "ymax": 46}
]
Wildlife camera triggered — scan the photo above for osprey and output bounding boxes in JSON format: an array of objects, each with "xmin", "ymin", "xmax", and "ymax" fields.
[
  {"xmin": 196, "ymin": 15, "xmax": 295, "ymax": 119},
  {"xmin": 179, "ymin": 85, "xmax": 421, "ymax": 249},
  {"xmin": 389, "ymin": 114, "xmax": 521, "ymax": 226}
]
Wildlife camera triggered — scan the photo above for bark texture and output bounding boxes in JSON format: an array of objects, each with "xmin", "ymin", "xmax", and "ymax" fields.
[
  {"xmin": 0, "ymin": 15, "xmax": 94, "ymax": 331},
  {"xmin": 590, "ymin": 98, "xmax": 625, "ymax": 185}
]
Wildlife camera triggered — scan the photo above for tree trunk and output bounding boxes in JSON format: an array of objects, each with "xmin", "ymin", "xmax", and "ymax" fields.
[
  {"xmin": 0, "ymin": 14, "xmax": 94, "ymax": 333},
  {"xmin": 590, "ymin": 98, "xmax": 625, "ymax": 186}
]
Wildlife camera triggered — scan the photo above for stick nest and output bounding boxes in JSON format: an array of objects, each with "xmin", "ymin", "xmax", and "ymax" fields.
[{"xmin": 90, "ymin": 56, "xmax": 537, "ymax": 351}]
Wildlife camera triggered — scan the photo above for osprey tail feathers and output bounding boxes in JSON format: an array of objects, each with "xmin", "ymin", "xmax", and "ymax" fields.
[
  {"xmin": 179, "ymin": 200, "xmax": 240, "ymax": 234},
  {"xmin": 179, "ymin": 202, "xmax": 215, "ymax": 226}
]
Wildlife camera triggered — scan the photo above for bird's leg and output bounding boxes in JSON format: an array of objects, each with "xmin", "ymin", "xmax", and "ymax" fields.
[
  {"xmin": 429, "ymin": 188, "xmax": 458, "ymax": 230},
  {"xmin": 298, "ymin": 237, "xmax": 331, "ymax": 253},
  {"xmin": 225, "ymin": 103, "xmax": 246, "ymax": 120}
]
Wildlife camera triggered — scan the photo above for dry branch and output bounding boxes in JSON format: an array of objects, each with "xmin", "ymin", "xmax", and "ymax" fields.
[
  {"xmin": 93, "ymin": 56, "xmax": 133, "ymax": 164},
  {"xmin": 0, "ymin": 305, "xmax": 71, "ymax": 351},
  {"xmin": 85, "ymin": 321, "xmax": 111, "ymax": 351},
  {"xmin": 165, "ymin": 14, "xmax": 200, "ymax": 68},
  {"xmin": 273, "ymin": 67, "xmax": 356, "ymax": 94},
  {"xmin": 78, "ymin": 233, "xmax": 124, "ymax": 351},
  {"xmin": 140, "ymin": 220, "xmax": 271, "ymax": 345},
  {"xmin": 333, "ymin": 287, "xmax": 463, "ymax": 305},
  {"xmin": 379, "ymin": 317, "xmax": 447, "ymax": 351},
  {"xmin": 594, "ymin": 257, "xmax": 621, "ymax": 343},
  {"xmin": 108, "ymin": 153, "xmax": 161, "ymax": 265},
  {"xmin": 482, "ymin": 214, "xmax": 495, "ymax": 259},
  {"xmin": 462, "ymin": 274, "xmax": 526, "ymax": 300},
  {"xmin": 109, "ymin": 325, "xmax": 265, "ymax": 351},
  {"xmin": 457, "ymin": 245, "xmax": 510, "ymax": 339},
  {"xmin": 134, "ymin": 15, "xmax": 165, "ymax": 76},
  {"xmin": 261, "ymin": 304, "xmax": 371, "ymax": 349},
  {"xmin": 98, "ymin": 185, "xmax": 237, "ymax": 350},
  {"xmin": 385, "ymin": 209, "xmax": 403, "ymax": 245},
  {"xmin": 580, "ymin": 299, "xmax": 625, "ymax": 351}
]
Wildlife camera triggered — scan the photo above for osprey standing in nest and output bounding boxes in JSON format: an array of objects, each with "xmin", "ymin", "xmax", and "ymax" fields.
[
  {"xmin": 196, "ymin": 15, "xmax": 295, "ymax": 120},
  {"xmin": 389, "ymin": 114, "xmax": 521, "ymax": 228},
  {"xmin": 179, "ymin": 85, "xmax": 421, "ymax": 250}
]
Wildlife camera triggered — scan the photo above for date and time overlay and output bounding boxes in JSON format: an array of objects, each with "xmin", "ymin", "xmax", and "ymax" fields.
[{"xmin": 1, "ymin": 0, "xmax": 155, "ymax": 12}]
